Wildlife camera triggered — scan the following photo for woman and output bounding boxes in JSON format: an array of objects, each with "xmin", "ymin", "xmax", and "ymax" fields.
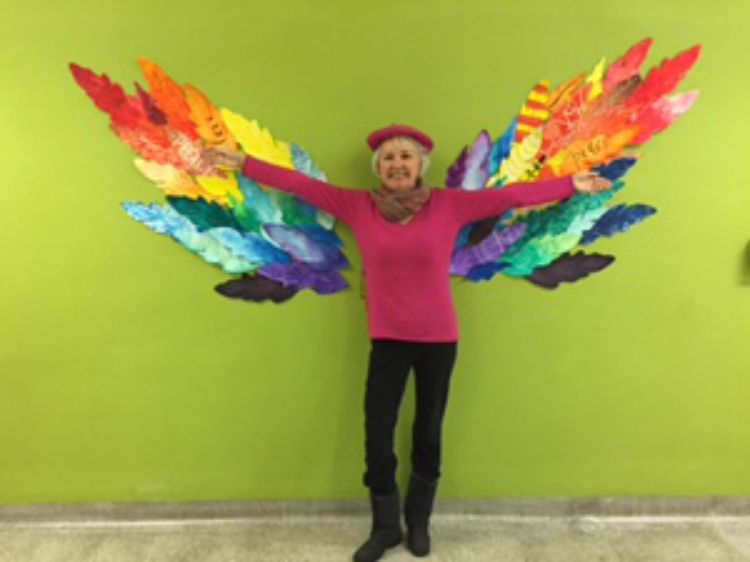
[{"xmin": 209, "ymin": 124, "xmax": 609, "ymax": 562}]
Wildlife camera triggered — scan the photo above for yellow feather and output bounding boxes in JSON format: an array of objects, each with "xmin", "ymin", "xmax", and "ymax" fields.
[
  {"xmin": 220, "ymin": 109, "xmax": 294, "ymax": 168},
  {"xmin": 586, "ymin": 58, "xmax": 606, "ymax": 101},
  {"xmin": 195, "ymin": 174, "xmax": 242, "ymax": 203},
  {"xmin": 496, "ymin": 129, "xmax": 543, "ymax": 184},
  {"xmin": 134, "ymin": 159, "xmax": 228, "ymax": 204}
]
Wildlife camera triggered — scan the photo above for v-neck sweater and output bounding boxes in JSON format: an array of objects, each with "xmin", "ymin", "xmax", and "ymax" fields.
[{"xmin": 242, "ymin": 157, "xmax": 576, "ymax": 342}]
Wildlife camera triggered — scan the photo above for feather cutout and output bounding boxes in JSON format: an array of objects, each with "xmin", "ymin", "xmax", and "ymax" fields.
[
  {"xmin": 134, "ymin": 159, "xmax": 221, "ymax": 203},
  {"xmin": 262, "ymin": 224, "xmax": 347, "ymax": 272},
  {"xmin": 72, "ymin": 59, "xmax": 351, "ymax": 302},
  {"xmin": 515, "ymin": 82, "xmax": 551, "ymax": 144},
  {"xmin": 214, "ymin": 275, "xmax": 298, "ymax": 303},
  {"xmin": 460, "ymin": 131, "xmax": 493, "ymax": 190},
  {"xmin": 526, "ymin": 252, "xmax": 615, "ymax": 289},
  {"xmin": 500, "ymin": 184, "xmax": 622, "ymax": 277},
  {"xmin": 627, "ymin": 45, "xmax": 701, "ymax": 110},
  {"xmin": 184, "ymin": 84, "xmax": 238, "ymax": 149},
  {"xmin": 603, "ymin": 38, "xmax": 653, "ymax": 92},
  {"xmin": 487, "ymin": 119, "xmax": 517, "ymax": 185},
  {"xmin": 165, "ymin": 196, "xmax": 243, "ymax": 232},
  {"xmin": 580, "ymin": 204, "xmax": 656, "ymax": 245},
  {"xmin": 632, "ymin": 91, "xmax": 700, "ymax": 145},
  {"xmin": 138, "ymin": 59, "xmax": 198, "ymax": 140},
  {"xmin": 496, "ymin": 128, "xmax": 543, "ymax": 184},
  {"xmin": 446, "ymin": 146, "xmax": 468, "ymax": 188},
  {"xmin": 260, "ymin": 262, "xmax": 349, "ymax": 294},
  {"xmin": 221, "ymin": 109, "xmax": 293, "ymax": 167},
  {"xmin": 450, "ymin": 224, "xmax": 527, "ymax": 276},
  {"xmin": 122, "ymin": 202, "xmax": 258, "ymax": 274}
]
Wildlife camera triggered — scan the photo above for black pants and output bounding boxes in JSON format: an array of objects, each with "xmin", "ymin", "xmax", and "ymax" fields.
[{"xmin": 363, "ymin": 339, "xmax": 458, "ymax": 496}]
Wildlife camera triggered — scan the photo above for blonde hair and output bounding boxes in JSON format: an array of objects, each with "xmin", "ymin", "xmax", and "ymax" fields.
[{"xmin": 371, "ymin": 136, "xmax": 431, "ymax": 178}]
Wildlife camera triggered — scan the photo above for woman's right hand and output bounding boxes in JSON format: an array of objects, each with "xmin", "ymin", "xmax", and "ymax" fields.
[{"xmin": 203, "ymin": 147, "xmax": 245, "ymax": 170}]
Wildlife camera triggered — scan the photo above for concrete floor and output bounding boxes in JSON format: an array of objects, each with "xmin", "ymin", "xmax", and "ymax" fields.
[{"xmin": 3, "ymin": 501, "xmax": 750, "ymax": 562}]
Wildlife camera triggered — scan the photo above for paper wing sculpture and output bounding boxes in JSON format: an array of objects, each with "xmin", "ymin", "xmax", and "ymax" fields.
[
  {"xmin": 447, "ymin": 38, "xmax": 700, "ymax": 288},
  {"xmin": 70, "ymin": 38, "xmax": 700, "ymax": 301},
  {"xmin": 70, "ymin": 60, "xmax": 349, "ymax": 303}
]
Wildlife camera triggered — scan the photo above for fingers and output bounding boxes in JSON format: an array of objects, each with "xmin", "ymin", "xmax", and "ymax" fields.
[
  {"xmin": 574, "ymin": 171, "xmax": 612, "ymax": 192},
  {"xmin": 203, "ymin": 147, "xmax": 243, "ymax": 169}
]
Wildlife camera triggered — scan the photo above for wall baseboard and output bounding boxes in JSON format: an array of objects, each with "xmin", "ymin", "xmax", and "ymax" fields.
[{"xmin": 1, "ymin": 497, "xmax": 749, "ymax": 524}]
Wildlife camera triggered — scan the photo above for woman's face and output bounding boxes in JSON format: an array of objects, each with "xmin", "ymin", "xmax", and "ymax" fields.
[{"xmin": 377, "ymin": 138, "xmax": 422, "ymax": 191}]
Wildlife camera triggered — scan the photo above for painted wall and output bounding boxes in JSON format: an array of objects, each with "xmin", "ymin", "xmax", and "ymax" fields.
[{"xmin": 1, "ymin": 0, "xmax": 748, "ymax": 503}]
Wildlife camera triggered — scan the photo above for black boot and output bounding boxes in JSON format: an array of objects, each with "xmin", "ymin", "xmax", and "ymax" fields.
[
  {"xmin": 404, "ymin": 473, "xmax": 438, "ymax": 557},
  {"xmin": 353, "ymin": 490, "xmax": 403, "ymax": 562}
]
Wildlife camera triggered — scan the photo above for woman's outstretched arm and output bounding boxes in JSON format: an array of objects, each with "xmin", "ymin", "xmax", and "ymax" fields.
[
  {"xmin": 447, "ymin": 173, "xmax": 610, "ymax": 225},
  {"xmin": 207, "ymin": 148, "xmax": 364, "ymax": 224}
]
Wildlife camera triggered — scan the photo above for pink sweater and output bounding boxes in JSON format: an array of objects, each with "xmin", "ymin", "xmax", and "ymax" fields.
[{"xmin": 242, "ymin": 157, "xmax": 576, "ymax": 342}]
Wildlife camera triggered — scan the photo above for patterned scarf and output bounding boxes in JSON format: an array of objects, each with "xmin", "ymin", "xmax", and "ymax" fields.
[{"xmin": 370, "ymin": 182, "xmax": 432, "ymax": 223}]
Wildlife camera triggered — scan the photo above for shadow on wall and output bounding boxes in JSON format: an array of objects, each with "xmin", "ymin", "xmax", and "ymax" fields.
[{"xmin": 740, "ymin": 241, "xmax": 750, "ymax": 286}]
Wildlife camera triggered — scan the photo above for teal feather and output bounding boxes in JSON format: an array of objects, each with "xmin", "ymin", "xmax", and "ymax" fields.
[
  {"xmin": 122, "ymin": 202, "xmax": 259, "ymax": 274},
  {"xmin": 166, "ymin": 196, "xmax": 244, "ymax": 232},
  {"xmin": 238, "ymin": 175, "xmax": 281, "ymax": 226},
  {"xmin": 291, "ymin": 143, "xmax": 335, "ymax": 230},
  {"xmin": 501, "ymin": 182, "xmax": 624, "ymax": 276}
]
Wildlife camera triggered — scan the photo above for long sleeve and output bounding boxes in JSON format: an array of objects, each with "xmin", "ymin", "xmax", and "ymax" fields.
[
  {"xmin": 241, "ymin": 156, "xmax": 365, "ymax": 224},
  {"xmin": 447, "ymin": 176, "xmax": 577, "ymax": 225}
]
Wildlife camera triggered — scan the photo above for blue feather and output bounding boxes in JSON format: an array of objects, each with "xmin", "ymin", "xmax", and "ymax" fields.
[
  {"xmin": 238, "ymin": 175, "xmax": 281, "ymax": 224},
  {"xmin": 466, "ymin": 262, "xmax": 507, "ymax": 282},
  {"xmin": 290, "ymin": 143, "xmax": 335, "ymax": 229},
  {"xmin": 122, "ymin": 202, "xmax": 258, "ymax": 274},
  {"xmin": 262, "ymin": 224, "xmax": 345, "ymax": 271},
  {"xmin": 488, "ymin": 118, "xmax": 518, "ymax": 179},
  {"xmin": 593, "ymin": 158, "xmax": 638, "ymax": 181},
  {"xmin": 580, "ymin": 204, "xmax": 657, "ymax": 245},
  {"xmin": 210, "ymin": 227, "xmax": 292, "ymax": 265}
]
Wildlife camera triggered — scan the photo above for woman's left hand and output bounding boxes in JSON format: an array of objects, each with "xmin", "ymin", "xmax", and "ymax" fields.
[
  {"xmin": 572, "ymin": 172, "xmax": 612, "ymax": 193},
  {"xmin": 203, "ymin": 147, "xmax": 246, "ymax": 170}
]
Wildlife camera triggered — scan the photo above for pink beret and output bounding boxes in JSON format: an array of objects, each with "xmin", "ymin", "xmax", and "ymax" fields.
[{"xmin": 366, "ymin": 124, "xmax": 434, "ymax": 153}]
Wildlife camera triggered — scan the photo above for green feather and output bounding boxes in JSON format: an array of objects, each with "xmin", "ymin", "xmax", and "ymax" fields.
[
  {"xmin": 502, "ymin": 181, "xmax": 624, "ymax": 276},
  {"xmin": 166, "ymin": 196, "xmax": 245, "ymax": 232}
]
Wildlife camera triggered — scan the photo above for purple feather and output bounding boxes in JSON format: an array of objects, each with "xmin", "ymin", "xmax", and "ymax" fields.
[
  {"xmin": 451, "ymin": 223, "xmax": 527, "ymax": 276},
  {"xmin": 260, "ymin": 262, "xmax": 349, "ymax": 294},
  {"xmin": 214, "ymin": 275, "xmax": 297, "ymax": 303},
  {"xmin": 461, "ymin": 130, "xmax": 493, "ymax": 190},
  {"xmin": 445, "ymin": 147, "xmax": 468, "ymax": 188},
  {"xmin": 263, "ymin": 224, "xmax": 344, "ymax": 271},
  {"xmin": 526, "ymin": 252, "xmax": 615, "ymax": 289}
]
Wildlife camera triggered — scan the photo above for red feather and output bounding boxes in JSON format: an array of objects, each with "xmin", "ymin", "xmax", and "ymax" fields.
[
  {"xmin": 70, "ymin": 63, "xmax": 144, "ymax": 128},
  {"xmin": 627, "ymin": 45, "xmax": 702, "ymax": 109},
  {"xmin": 603, "ymin": 38, "xmax": 653, "ymax": 92},
  {"xmin": 631, "ymin": 91, "xmax": 700, "ymax": 145},
  {"xmin": 135, "ymin": 82, "xmax": 168, "ymax": 126}
]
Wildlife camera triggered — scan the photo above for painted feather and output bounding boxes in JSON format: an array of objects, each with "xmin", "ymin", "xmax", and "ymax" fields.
[
  {"xmin": 526, "ymin": 252, "xmax": 615, "ymax": 289},
  {"xmin": 446, "ymin": 146, "xmax": 468, "ymax": 188},
  {"xmin": 450, "ymin": 224, "xmax": 527, "ymax": 276},
  {"xmin": 214, "ymin": 275, "xmax": 298, "ymax": 303},
  {"xmin": 580, "ymin": 204, "xmax": 656, "ymax": 245},
  {"xmin": 448, "ymin": 39, "xmax": 700, "ymax": 289},
  {"xmin": 603, "ymin": 38, "xmax": 653, "ymax": 92},
  {"xmin": 460, "ymin": 131, "xmax": 493, "ymax": 190},
  {"xmin": 138, "ymin": 59, "xmax": 198, "ymax": 140},
  {"xmin": 72, "ymin": 60, "xmax": 350, "ymax": 302}
]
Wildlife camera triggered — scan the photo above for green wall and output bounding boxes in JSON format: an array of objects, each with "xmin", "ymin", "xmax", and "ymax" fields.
[{"xmin": 1, "ymin": 0, "xmax": 749, "ymax": 503}]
